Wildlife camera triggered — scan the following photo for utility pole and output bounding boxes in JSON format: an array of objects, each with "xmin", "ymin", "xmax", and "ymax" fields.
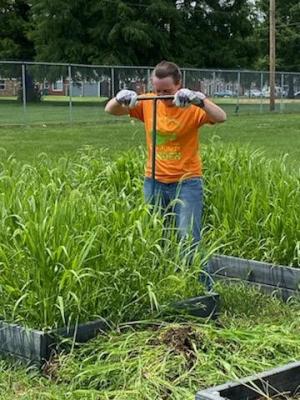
[{"xmin": 269, "ymin": 0, "xmax": 276, "ymax": 111}]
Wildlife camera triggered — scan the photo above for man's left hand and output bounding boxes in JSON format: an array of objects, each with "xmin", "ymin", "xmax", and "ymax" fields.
[{"xmin": 173, "ymin": 88, "xmax": 206, "ymax": 108}]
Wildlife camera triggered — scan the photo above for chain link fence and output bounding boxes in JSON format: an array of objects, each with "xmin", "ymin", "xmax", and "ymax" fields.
[{"xmin": 0, "ymin": 61, "xmax": 300, "ymax": 125}]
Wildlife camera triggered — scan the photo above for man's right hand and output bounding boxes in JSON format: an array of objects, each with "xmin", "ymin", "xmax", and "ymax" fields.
[{"xmin": 115, "ymin": 90, "xmax": 138, "ymax": 108}]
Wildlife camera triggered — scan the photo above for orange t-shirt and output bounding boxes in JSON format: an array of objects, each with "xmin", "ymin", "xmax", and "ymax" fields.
[{"xmin": 129, "ymin": 94, "xmax": 213, "ymax": 183}]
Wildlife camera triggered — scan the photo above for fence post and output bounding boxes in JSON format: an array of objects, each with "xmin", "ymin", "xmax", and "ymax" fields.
[
  {"xmin": 21, "ymin": 63, "xmax": 27, "ymax": 124},
  {"xmin": 111, "ymin": 67, "xmax": 115, "ymax": 97},
  {"xmin": 280, "ymin": 73, "xmax": 284, "ymax": 113},
  {"xmin": 147, "ymin": 69, "xmax": 151, "ymax": 92},
  {"xmin": 260, "ymin": 72, "xmax": 264, "ymax": 113},
  {"xmin": 212, "ymin": 71, "xmax": 216, "ymax": 98},
  {"xmin": 68, "ymin": 64, "xmax": 73, "ymax": 123},
  {"xmin": 235, "ymin": 70, "xmax": 240, "ymax": 114},
  {"xmin": 183, "ymin": 69, "xmax": 186, "ymax": 87}
]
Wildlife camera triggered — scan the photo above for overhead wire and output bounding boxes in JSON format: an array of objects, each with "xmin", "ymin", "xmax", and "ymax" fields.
[{"xmin": 95, "ymin": 0, "xmax": 300, "ymax": 28}]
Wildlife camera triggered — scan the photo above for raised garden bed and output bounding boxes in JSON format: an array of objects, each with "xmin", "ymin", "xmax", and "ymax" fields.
[
  {"xmin": 196, "ymin": 361, "xmax": 300, "ymax": 400},
  {"xmin": 0, "ymin": 292, "xmax": 219, "ymax": 364},
  {"xmin": 210, "ymin": 255, "xmax": 300, "ymax": 301},
  {"xmin": 0, "ymin": 319, "xmax": 109, "ymax": 364}
]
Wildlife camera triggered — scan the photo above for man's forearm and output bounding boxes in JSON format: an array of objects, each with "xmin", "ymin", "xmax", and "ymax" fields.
[
  {"xmin": 105, "ymin": 98, "xmax": 130, "ymax": 115},
  {"xmin": 202, "ymin": 98, "xmax": 227, "ymax": 123}
]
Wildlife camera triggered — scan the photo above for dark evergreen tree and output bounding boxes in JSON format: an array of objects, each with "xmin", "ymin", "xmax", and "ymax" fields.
[
  {"xmin": 17, "ymin": 66, "xmax": 41, "ymax": 102},
  {"xmin": 30, "ymin": 0, "xmax": 94, "ymax": 63},
  {"xmin": 3, "ymin": 0, "xmax": 298, "ymax": 73},
  {"xmin": 88, "ymin": 0, "xmax": 182, "ymax": 65},
  {"xmin": 178, "ymin": 0, "xmax": 259, "ymax": 68},
  {"xmin": 0, "ymin": 0, "xmax": 34, "ymax": 60}
]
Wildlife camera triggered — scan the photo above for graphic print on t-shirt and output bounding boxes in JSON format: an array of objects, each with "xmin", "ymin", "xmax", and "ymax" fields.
[
  {"xmin": 155, "ymin": 115, "xmax": 182, "ymax": 161},
  {"xmin": 155, "ymin": 131, "xmax": 181, "ymax": 161}
]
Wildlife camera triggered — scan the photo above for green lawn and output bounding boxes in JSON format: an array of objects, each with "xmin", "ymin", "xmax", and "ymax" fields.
[
  {"xmin": 0, "ymin": 112, "xmax": 299, "ymax": 168},
  {"xmin": 42, "ymin": 95, "xmax": 108, "ymax": 102},
  {"xmin": 1, "ymin": 97, "xmax": 300, "ymax": 125},
  {"xmin": 0, "ymin": 99, "xmax": 113, "ymax": 125},
  {"xmin": 204, "ymin": 112, "xmax": 300, "ymax": 168}
]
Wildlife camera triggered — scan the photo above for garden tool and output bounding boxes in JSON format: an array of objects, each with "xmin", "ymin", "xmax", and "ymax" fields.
[{"xmin": 137, "ymin": 94, "xmax": 174, "ymax": 200}]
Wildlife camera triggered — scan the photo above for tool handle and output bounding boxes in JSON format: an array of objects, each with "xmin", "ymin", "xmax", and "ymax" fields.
[
  {"xmin": 137, "ymin": 94, "xmax": 174, "ymax": 101},
  {"xmin": 151, "ymin": 99, "xmax": 158, "ymax": 199}
]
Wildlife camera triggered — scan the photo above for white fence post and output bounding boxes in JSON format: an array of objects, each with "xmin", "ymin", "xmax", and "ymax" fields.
[
  {"xmin": 21, "ymin": 63, "xmax": 27, "ymax": 123},
  {"xmin": 68, "ymin": 64, "xmax": 73, "ymax": 123}
]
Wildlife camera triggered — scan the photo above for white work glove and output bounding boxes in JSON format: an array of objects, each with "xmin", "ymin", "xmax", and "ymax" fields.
[
  {"xmin": 173, "ymin": 88, "xmax": 206, "ymax": 108},
  {"xmin": 115, "ymin": 89, "xmax": 138, "ymax": 108}
]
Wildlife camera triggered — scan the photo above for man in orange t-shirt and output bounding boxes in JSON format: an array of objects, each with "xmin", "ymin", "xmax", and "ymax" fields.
[{"xmin": 105, "ymin": 61, "xmax": 226, "ymax": 267}]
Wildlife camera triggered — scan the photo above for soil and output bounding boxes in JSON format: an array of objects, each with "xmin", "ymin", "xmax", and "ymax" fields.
[
  {"xmin": 42, "ymin": 354, "xmax": 61, "ymax": 381},
  {"xmin": 158, "ymin": 325, "xmax": 200, "ymax": 367}
]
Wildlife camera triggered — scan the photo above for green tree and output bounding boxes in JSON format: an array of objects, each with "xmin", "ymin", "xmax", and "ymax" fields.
[
  {"xmin": 17, "ymin": 67, "xmax": 41, "ymax": 102},
  {"xmin": 178, "ymin": 0, "xmax": 259, "ymax": 69},
  {"xmin": 255, "ymin": 0, "xmax": 300, "ymax": 72},
  {"xmin": 275, "ymin": 0, "xmax": 300, "ymax": 72},
  {"xmin": 29, "ymin": 0, "xmax": 95, "ymax": 63},
  {"xmin": 29, "ymin": 0, "xmax": 178, "ymax": 65},
  {"xmin": 0, "ymin": 0, "xmax": 34, "ymax": 60},
  {"xmin": 88, "ymin": 0, "xmax": 182, "ymax": 65},
  {"xmin": 27, "ymin": 0, "xmax": 267, "ymax": 70}
]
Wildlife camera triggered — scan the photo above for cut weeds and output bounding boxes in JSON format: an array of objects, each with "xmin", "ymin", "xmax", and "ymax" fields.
[
  {"xmin": 49, "ymin": 292, "xmax": 300, "ymax": 400},
  {"xmin": 1, "ymin": 285, "xmax": 300, "ymax": 400}
]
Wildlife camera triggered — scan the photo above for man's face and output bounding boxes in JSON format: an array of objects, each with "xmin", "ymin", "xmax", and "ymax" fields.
[{"xmin": 152, "ymin": 76, "xmax": 181, "ymax": 106}]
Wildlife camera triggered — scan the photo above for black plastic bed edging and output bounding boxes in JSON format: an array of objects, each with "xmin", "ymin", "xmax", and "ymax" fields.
[
  {"xmin": 0, "ymin": 319, "xmax": 109, "ymax": 364},
  {"xmin": 210, "ymin": 255, "xmax": 300, "ymax": 301},
  {"xmin": 196, "ymin": 361, "xmax": 300, "ymax": 400},
  {"xmin": 0, "ymin": 293, "xmax": 219, "ymax": 364},
  {"xmin": 172, "ymin": 293, "xmax": 219, "ymax": 319}
]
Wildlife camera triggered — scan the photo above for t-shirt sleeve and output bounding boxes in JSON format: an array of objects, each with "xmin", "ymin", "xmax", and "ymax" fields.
[
  {"xmin": 129, "ymin": 101, "xmax": 144, "ymax": 122},
  {"xmin": 194, "ymin": 107, "xmax": 215, "ymax": 127}
]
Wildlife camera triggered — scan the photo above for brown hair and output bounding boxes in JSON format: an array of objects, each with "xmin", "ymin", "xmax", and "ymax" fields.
[{"xmin": 153, "ymin": 61, "xmax": 182, "ymax": 85}]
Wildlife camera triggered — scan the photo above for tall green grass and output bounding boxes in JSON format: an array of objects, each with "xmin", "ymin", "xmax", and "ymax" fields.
[
  {"xmin": 0, "ymin": 143, "xmax": 299, "ymax": 330},
  {"xmin": 203, "ymin": 142, "xmax": 300, "ymax": 266},
  {"xmin": 0, "ymin": 148, "xmax": 207, "ymax": 329}
]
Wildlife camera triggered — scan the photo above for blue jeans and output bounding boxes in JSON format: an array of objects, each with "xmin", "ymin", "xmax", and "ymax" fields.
[{"xmin": 144, "ymin": 177, "xmax": 203, "ymax": 257}]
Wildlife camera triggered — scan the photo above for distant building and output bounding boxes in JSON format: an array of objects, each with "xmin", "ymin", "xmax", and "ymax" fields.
[
  {"xmin": 0, "ymin": 78, "xmax": 20, "ymax": 96},
  {"xmin": 38, "ymin": 78, "xmax": 111, "ymax": 97}
]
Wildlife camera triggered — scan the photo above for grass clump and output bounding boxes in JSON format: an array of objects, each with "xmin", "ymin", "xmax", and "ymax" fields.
[
  {"xmin": 203, "ymin": 142, "xmax": 300, "ymax": 267},
  {"xmin": 0, "ymin": 142, "xmax": 299, "ymax": 330},
  {"xmin": 0, "ymin": 147, "xmax": 207, "ymax": 330}
]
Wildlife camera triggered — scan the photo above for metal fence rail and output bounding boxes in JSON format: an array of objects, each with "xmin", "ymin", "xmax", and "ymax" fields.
[{"xmin": 0, "ymin": 61, "xmax": 300, "ymax": 125}]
